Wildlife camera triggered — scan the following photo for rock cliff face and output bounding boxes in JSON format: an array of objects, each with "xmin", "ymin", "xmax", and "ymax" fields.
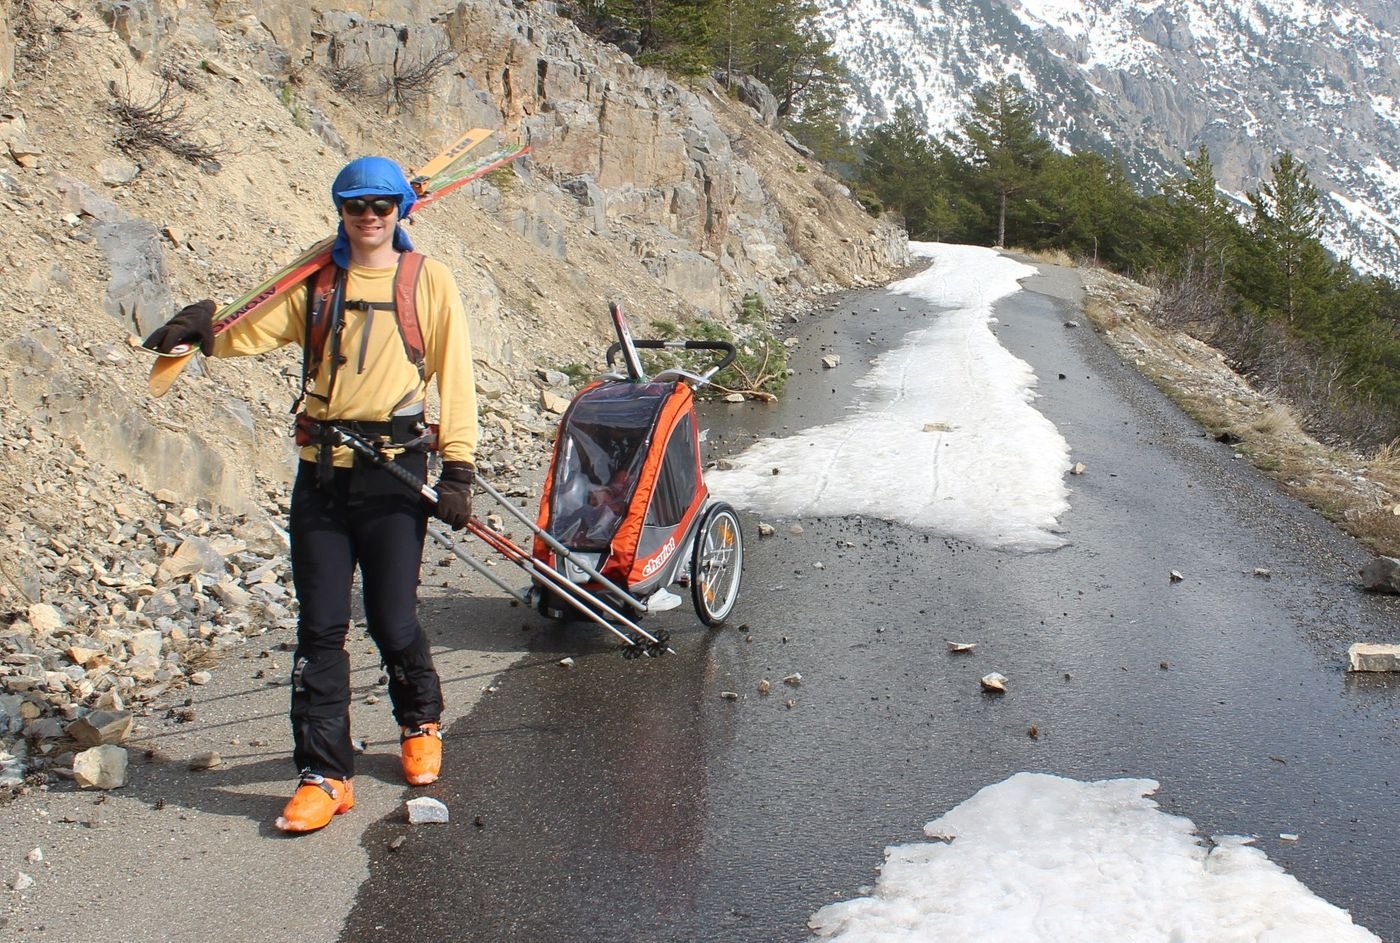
[
  {"xmin": 822, "ymin": 0, "xmax": 1400, "ymax": 277},
  {"xmin": 0, "ymin": 0, "xmax": 907, "ymax": 520}
]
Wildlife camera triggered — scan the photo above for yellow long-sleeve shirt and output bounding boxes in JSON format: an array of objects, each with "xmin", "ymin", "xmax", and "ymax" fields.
[{"xmin": 213, "ymin": 255, "xmax": 478, "ymax": 467}]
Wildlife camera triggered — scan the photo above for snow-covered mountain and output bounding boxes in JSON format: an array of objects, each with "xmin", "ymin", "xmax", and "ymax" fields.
[{"xmin": 821, "ymin": 0, "xmax": 1400, "ymax": 277}]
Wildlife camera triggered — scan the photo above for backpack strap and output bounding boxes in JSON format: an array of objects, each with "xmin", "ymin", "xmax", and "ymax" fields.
[
  {"xmin": 392, "ymin": 251, "xmax": 428, "ymax": 379},
  {"xmin": 291, "ymin": 264, "xmax": 345, "ymax": 416}
]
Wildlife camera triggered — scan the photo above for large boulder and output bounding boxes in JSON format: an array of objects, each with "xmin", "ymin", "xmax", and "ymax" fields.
[{"xmin": 1361, "ymin": 556, "xmax": 1400, "ymax": 594}]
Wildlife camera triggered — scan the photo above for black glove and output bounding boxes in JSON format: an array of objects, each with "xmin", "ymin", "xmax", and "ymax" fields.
[
  {"xmin": 435, "ymin": 461, "xmax": 475, "ymax": 530},
  {"xmin": 143, "ymin": 299, "xmax": 217, "ymax": 356}
]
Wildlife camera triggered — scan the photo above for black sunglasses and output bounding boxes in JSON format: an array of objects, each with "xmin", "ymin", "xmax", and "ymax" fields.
[{"xmin": 341, "ymin": 197, "xmax": 399, "ymax": 217}]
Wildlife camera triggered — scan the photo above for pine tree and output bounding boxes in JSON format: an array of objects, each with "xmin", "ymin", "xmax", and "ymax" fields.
[
  {"xmin": 857, "ymin": 106, "xmax": 964, "ymax": 240},
  {"xmin": 604, "ymin": 0, "xmax": 717, "ymax": 76},
  {"xmin": 956, "ymin": 78, "xmax": 1051, "ymax": 248},
  {"xmin": 1033, "ymin": 150, "xmax": 1156, "ymax": 268},
  {"xmin": 1163, "ymin": 145, "xmax": 1240, "ymax": 275},
  {"xmin": 1237, "ymin": 152, "xmax": 1335, "ymax": 328}
]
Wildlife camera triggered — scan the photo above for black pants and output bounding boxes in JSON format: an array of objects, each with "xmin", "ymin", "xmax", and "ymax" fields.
[{"xmin": 288, "ymin": 456, "xmax": 443, "ymax": 780}]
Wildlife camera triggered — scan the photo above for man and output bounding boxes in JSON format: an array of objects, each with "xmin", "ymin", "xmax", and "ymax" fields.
[{"xmin": 144, "ymin": 156, "xmax": 478, "ymax": 832}]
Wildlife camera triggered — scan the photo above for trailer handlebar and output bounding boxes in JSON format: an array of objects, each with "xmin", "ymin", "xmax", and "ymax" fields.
[{"xmin": 605, "ymin": 338, "xmax": 737, "ymax": 382}]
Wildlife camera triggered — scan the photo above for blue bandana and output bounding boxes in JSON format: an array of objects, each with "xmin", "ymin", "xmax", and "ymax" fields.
[{"xmin": 329, "ymin": 156, "xmax": 418, "ymax": 268}]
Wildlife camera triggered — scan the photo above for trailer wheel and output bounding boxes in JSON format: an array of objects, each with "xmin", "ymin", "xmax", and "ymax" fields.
[{"xmin": 691, "ymin": 502, "xmax": 743, "ymax": 626}]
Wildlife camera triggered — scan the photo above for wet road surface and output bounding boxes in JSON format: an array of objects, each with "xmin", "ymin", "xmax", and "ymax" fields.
[{"xmin": 343, "ymin": 263, "xmax": 1400, "ymax": 942}]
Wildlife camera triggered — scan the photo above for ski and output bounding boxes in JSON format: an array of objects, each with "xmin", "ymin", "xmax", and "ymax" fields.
[{"xmin": 148, "ymin": 131, "xmax": 529, "ymax": 397}]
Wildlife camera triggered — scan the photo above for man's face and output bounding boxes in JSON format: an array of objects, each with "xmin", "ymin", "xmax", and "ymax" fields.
[{"xmin": 340, "ymin": 197, "xmax": 400, "ymax": 255}]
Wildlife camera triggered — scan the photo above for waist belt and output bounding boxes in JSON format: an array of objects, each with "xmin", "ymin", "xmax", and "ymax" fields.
[{"xmin": 294, "ymin": 412, "xmax": 438, "ymax": 487}]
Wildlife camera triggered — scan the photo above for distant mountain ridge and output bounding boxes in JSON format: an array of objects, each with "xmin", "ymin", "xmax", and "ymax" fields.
[{"xmin": 821, "ymin": 0, "xmax": 1400, "ymax": 276}]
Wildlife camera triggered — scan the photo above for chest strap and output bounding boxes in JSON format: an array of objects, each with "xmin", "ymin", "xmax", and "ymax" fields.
[{"xmin": 291, "ymin": 251, "xmax": 429, "ymax": 416}]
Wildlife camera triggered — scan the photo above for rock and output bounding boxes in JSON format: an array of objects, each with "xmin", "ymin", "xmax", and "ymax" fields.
[
  {"xmin": 1169, "ymin": 570, "xmax": 1184, "ymax": 583},
  {"xmin": 719, "ymin": 691, "xmax": 739, "ymax": 700},
  {"xmin": 821, "ymin": 353, "xmax": 841, "ymax": 368},
  {"xmin": 734, "ymin": 74, "xmax": 780, "ymax": 127},
  {"xmin": 65, "ymin": 710, "xmax": 134, "ymax": 747},
  {"xmin": 406, "ymin": 796, "xmax": 449, "ymax": 824},
  {"xmin": 189, "ymin": 671, "xmax": 212, "ymax": 685},
  {"xmin": 475, "ymin": 374, "xmax": 506, "ymax": 401},
  {"xmin": 923, "ymin": 421, "xmax": 954, "ymax": 432},
  {"xmin": 26, "ymin": 603, "xmax": 64, "ymax": 633},
  {"xmin": 540, "ymin": 389, "xmax": 571, "ymax": 414},
  {"xmin": 73, "ymin": 744, "xmax": 128, "ymax": 789},
  {"xmin": 782, "ymin": 673, "xmax": 802, "ymax": 686},
  {"xmin": 200, "ymin": 58, "xmax": 245, "ymax": 82},
  {"xmin": 1071, "ymin": 462, "xmax": 1087, "ymax": 475},
  {"xmin": 756, "ymin": 679, "xmax": 771, "ymax": 695},
  {"xmin": 980, "ymin": 672, "xmax": 1008, "ymax": 693},
  {"xmin": 757, "ymin": 522, "xmax": 775, "ymax": 537},
  {"xmin": 946, "ymin": 641, "xmax": 976, "ymax": 654},
  {"xmin": 211, "ymin": 582, "xmax": 252, "ymax": 609},
  {"xmin": 722, "ymin": 393, "xmax": 745, "ymax": 403},
  {"xmin": 558, "ymin": 657, "xmax": 575, "ymax": 668},
  {"xmin": 1347, "ymin": 643, "xmax": 1400, "ymax": 673},
  {"xmin": 66, "ymin": 646, "xmax": 105, "ymax": 668},
  {"xmin": 129, "ymin": 629, "xmax": 163, "ymax": 659},
  {"xmin": 95, "ymin": 157, "xmax": 140, "ymax": 186},
  {"xmin": 189, "ymin": 751, "xmax": 222, "ymax": 770},
  {"xmin": 156, "ymin": 538, "xmax": 227, "ymax": 583},
  {"xmin": 93, "ymin": 216, "xmax": 172, "ymax": 337},
  {"xmin": 1360, "ymin": 556, "xmax": 1400, "ymax": 594},
  {"xmin": 10, "ymin": 871, "xmax": 34, "ymax": 892}
]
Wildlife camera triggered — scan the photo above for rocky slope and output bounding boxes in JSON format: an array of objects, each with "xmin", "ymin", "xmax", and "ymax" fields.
[{"xmin": 0, "ymin": 0, "xmax": 907, "ymax": 787}]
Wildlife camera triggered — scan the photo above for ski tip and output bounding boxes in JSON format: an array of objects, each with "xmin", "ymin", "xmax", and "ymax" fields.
[{"xmin": 148, "ymin": 352, "xmax": 193, "ymax": 397}]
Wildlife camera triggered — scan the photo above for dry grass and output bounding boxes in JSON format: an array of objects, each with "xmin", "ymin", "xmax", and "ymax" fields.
[
  {"xmin": 1249, "ymin": 403, "xmax": 1301, "ymax": 437},
  {"xmin": 1081, "ymin": 267, "xmax": 1400, "ymax": 557},
  {"xmin": 1017, "ymin": 246, "xmax": 1076, "ymax": 268},
  {"xmin": 1370, "ymin": 439, "xmax": 1400, "ymax": 477}
]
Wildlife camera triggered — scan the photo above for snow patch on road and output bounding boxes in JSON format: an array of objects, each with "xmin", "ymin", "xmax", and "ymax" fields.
[
  {"xmin": 710, "ymin": 243, "xmax": 1069, "ymax": 551},
  {"xmin": 809, "ymin": 772, "xmax": 1380, "ymax": 942}
]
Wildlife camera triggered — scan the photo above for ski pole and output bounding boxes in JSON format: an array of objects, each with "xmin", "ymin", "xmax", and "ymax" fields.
[{"xmin": 427, "ymin": 524, "xmax": 528, "ymax": 604}]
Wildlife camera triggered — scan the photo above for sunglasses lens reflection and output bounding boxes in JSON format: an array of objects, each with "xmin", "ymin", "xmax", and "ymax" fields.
[{"xmin": 343, "ymin": 198, "xmax": 397, "ymax": 217}]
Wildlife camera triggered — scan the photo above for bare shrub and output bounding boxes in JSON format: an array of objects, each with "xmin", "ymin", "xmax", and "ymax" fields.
[
  {"xmin": 1144, "ymin": 260, "xmax": 1400, "ymax": 450},
  {"xmin": 386, "ymin": 45, "xmax": 460, "ymax": 111},
  {"xmin": 323, "ymin": 62, "xmax": 369, "ymax": 95},
  {"xmin": 1146, "ymin": 253, "xmax": 1229, "ymax": 332},
  {"xmin": 109, "ymin": 76, "xmax": 222, "ymax": 164},
  {"xmin": 12, "ymin": 0, "xmax": 94, "ymax": 77}
]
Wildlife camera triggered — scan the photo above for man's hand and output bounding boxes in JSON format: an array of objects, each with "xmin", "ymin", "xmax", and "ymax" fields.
[
  {"xmin": 435, "ymin": 461, "xmax": 475, "ymax": 529},
  {"xmin": 143, "ymin": 300, "xmax": 217, "ymax": 356}
]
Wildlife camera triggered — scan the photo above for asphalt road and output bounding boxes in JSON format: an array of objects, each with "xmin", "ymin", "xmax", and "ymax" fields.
[{"xmin": 342, "ymin": 261, "xmax": 1400, "ymax": 942}]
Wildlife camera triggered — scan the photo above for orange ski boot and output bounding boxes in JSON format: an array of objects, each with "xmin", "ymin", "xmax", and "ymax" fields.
[
  {"xmin": 400, "ymin": 723, "xmax": 442, "ymax": 785},
  {"xmin": 275, "ymin": 773, "xmax": 354, "ymax": 833}
]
